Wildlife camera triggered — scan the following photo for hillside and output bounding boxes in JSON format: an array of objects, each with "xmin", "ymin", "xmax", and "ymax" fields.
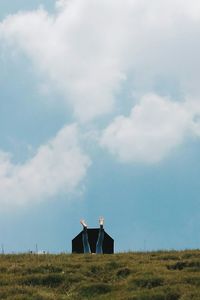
[{"xmin": 1, "ymin": 250, "xmax": 200, "ymax": 299}]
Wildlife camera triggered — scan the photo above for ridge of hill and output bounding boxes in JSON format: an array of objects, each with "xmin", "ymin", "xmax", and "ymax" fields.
[{"xmin": 1, "ymin": 250, "xmax": 200, "ymax": 299}]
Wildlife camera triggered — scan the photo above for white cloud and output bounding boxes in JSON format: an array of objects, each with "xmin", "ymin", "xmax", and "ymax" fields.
[
  {"xmin": 1, "ymin": 0, "xmax": 200, "ymax": 121},
  {"xmin": 100, "ymin": 94, "xmax": 200, "ymax": 163},
  {"xmin": 0, "ymin": 1, "xmax": 128, "ymax": 122},
  {"xmin": 1, "ymin": 0, "xmax": 200, "ymax": 166},
  {"xmin": 0, "ymin": 124, "xmax": 91, "ymax": 208}
]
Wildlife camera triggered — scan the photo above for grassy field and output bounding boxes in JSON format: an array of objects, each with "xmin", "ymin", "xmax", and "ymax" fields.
[{"xmin": 1, "ymin": 250, "xmax": 200, "ymax": 299}]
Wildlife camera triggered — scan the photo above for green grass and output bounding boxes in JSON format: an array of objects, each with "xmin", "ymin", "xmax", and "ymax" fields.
[{"xmin": 1, "ymin": 250, "xmax": 200, "ymax": 299}]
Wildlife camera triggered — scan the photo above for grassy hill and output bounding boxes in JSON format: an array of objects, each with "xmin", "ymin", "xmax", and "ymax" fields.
[{"xmin": 1, "ymin": 250, "xmax": 200, "ymax": 299}]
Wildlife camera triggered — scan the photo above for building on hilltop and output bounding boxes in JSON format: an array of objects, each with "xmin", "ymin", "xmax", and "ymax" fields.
[{"xmin": 72, "ymin": 228, "xmax": 114, "ymax": 254}]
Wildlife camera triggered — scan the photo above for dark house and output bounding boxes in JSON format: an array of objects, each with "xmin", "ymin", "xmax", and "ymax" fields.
[{"xmin": 72, "ymin": 228, "xmax": 114, "ymax": 254}]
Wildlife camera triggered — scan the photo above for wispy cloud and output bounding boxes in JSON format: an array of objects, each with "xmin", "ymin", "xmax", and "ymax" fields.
[{"xmin": 0, "ymin": 124, "xmax": 90, "ymax": 209}]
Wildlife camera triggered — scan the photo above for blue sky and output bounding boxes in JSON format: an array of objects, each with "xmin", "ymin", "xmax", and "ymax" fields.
[{"xmin": 1, "ymin": 0, "xmax": 200, "ymax": 253}]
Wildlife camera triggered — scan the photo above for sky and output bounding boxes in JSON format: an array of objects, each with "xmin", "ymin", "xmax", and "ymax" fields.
[{"xmin": 1, "ymin": 0, "xmax": 200, "ymax": 253}]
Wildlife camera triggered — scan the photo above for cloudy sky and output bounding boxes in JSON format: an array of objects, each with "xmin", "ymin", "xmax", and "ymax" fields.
[{"xmin": 1, "ymin": 0, "xmax": 200, "ymax": 253}]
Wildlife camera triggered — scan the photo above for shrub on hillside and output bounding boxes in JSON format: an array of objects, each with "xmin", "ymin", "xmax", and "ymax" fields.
[
  {"xmin": 116, "ymin": 267, "xmax": 131, "ymax": 278},
  {"xmin": 22, "ymin": 274, "xmax": 64, "ymax": 288},
  {"xmin": 106, "ymin": 260, "xmax": 123, "ymax": 270},
  {"xmin": 129, "ymin": 275, "xmax": 164, "ymax": 289},
  {"xmin": 79, "ymin": 283, "xmax": 112, "ymax": 298},
  {"xmin": 167, "ymin": 260, "xmax": 200, "ymax": 271}
]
